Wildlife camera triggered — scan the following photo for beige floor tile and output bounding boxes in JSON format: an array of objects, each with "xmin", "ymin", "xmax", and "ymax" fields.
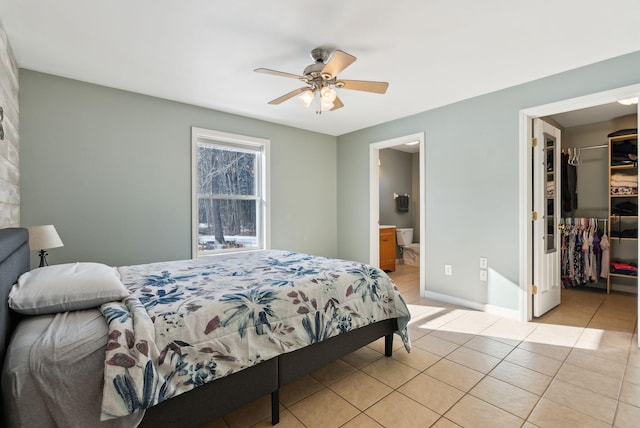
[
  {"xmin": 366, "ymin": 335, "xmax": 405, "ymax": 355},
  {"xmin": 527, "ymin": 398, "xmax": 611, "ymax": 428},
  {"xmin": 504, "ymin": 347, "xmax": 563, "ymax": 377},
  {"xmin": 463, "ymin": 335, "xmax": 515, "ymax": 359},
  {"xmin": 544, "ymin": 379, "xmax": 617, "ymax": 424},
  {"xmin": 341, "ymin": 346, "xmax": 384, "ymax": 369},
  {"xmin": 391, "ymin": 345, "xmax": 441, "ymax": 371},
  {"xmin": 406, "ymin": 324, "xmax": 430, "ymax": 342},
  {"xmin": 620, "ymin": 381, "xmax": 640, "ymax": 407},
  {"xmin": 516, "ymin": 339, "xmax": 572, "ymax": 361},
  {"xmin": 310, "ymin": 359, "xmax": 357, "ymax": 385},
  {"xmin": 588, "ymin": 313, "xmax": 636, "ymax": 333},
  {"xmin": 555, "ymin": 362, "xmax": 622, "ymax": 399},
  {"xmin": 572, "ymin": 340, "xmax": 631, "ymax": 365},
  {"xmin": 412, "ymin": 333, "xmax": 460, "ymax": 357},
  {"xmin": 398, "ymin": 373, "xmax": 465, "ymax": 414},
  {"xmin": 470, "ymin": 376, "xmax": 540, "ymax": 419},
  {"xmin": 360, "ymin": 356, "xmax": 420, "ymax": 389},
  {"xmin": 444, "ymin": 395, "xmax": 523, "ymax": 428},
  {"xmin": 479, "ymin": 318, "xmax": 538, "ymax": 345},
  {"xmin": 624, "ymin": 364, "xmax": 640, "ymax": 385},
  {"xmin": 251, "ymin": 409, "xmax": 305, "ymax": 428},
  {"xmin": 445, "ymin": 346, "xmax": 501, "ymax": 374},
  {"xmin": 329, "ymin": 371, "xmax": 393, "ymax": 411},
  {"xmin": 425, "ymin": 358, "xmax": 484, "ymax": 392},
  {"xmin": 523, "ymin": 323, "xmax": 584, "ymax": 348},
  {"xmin": 535, "ymin": 307, "xmax": 593, "ymax": 328},
  {"xmin": 430, "ymin": 418, "xmax": 462, "ymax": 428},
  {"xmin": 340, "ymin": 413, "xmax": 383, "ymax": 428},
  {"xmin": 411, "ymin": 307, "xmax": 470, "ymax": 331},
  {"xmin": 614, "ymin": 402, "xmax": 640, "ymax": 428},
  {"xmin": 365, "ymin": 391, "xmax": 439, "ymax": 428},
  {"xmin": 441, "ymin": 310, "xmax": 501, "ymax": 335},
  {"xmin": 565, "ymin": 348, "xmax": 627, "ymax": 379},
  {"xmin": 279, "ymin": 376, "xmax": 324, "ymax": 408},
  {"xmin": 489, "ymin": 361, "xmax": 552, "ymax": 395},
  {"xmin": 288, "ymin": 388, "xmax": 359, "ymax": 428},
  {"xmin": 429, "ymin": 329, "xmax": 475, "ymax": 345},
  {"xmin": 577, "ymin": 327, "xmax": 634, "ymax": 350}
]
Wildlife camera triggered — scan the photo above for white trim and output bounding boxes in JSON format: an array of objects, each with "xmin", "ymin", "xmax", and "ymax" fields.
[
  {"xmin": 518, "ymin": 84, "xmax": 640, "ymax": 322},
  {"xmin": 424, "ymin": 290, "xmax": 521, "ymax": 320},
  {"xmin": 369, "ymin": 132, "xmax": 426, "ymax": 295},
  {"xmin": 191, "ymin": 127, "xmax": 271, "ymax": 258}
]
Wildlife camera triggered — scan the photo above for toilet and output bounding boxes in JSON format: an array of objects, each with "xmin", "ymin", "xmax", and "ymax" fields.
[{"xmin": 396, "ymin": 228, "xmax": 420, "ymax": 266}]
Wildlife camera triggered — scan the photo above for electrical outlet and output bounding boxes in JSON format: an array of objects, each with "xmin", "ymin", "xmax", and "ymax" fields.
[
  {"xmin": 480, "ymin": 257, "xmax": 488, "ymax": 269},
  {"xmin": 480, "ymin": 270, "xmax": 488, "ymax": 281},
  {"xmin": 445, "ymin": 264, "xmax": 452, "ymax": 276}
]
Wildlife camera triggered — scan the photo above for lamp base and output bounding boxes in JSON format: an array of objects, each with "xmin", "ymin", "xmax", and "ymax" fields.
[{"xmin": 38, "ymin": 250, "xmax": 49, "ymax": 268}]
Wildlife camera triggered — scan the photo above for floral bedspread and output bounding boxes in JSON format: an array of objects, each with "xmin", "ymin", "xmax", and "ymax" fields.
[{"xmin": 99, "ymin": 250, "xmax": 411, "ymax": 420}]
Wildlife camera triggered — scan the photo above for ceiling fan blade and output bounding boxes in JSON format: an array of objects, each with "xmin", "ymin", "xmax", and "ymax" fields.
[
  {"xmin": 268, "ymin": 87, "xmax": 309, "ymax": 105},
  {"xmin": 337, "ymin": 79, "xmax": 389, "ymax": 94},
  {"xmin": 255, "ymin": 68, "xmax": 308, "ymax": 81},
  {"xmin": 330, "ymin": 96, "xmax": 344, "ymax": 111},
  {"xmin": 321, "ymin": 50, "xmax": 356, "ymax": 78}
]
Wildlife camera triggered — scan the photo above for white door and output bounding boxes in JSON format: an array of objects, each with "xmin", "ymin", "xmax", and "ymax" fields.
[{"xmin": 532, "ymin": 118, "xmax": 562, "ymax": 317}]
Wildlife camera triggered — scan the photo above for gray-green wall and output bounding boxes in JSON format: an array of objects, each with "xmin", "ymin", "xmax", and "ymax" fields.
[
  {"xmin": 20, "ymin": 70, "xmax": 337, "ymax": 267},
  {"xmin": 337, "ymin": 50, "xmax": 640, "ymax": 312}
]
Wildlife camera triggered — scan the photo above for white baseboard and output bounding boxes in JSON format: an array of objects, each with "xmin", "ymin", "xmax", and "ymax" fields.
[{"xmin": 424, "ymin": 290, "xmax": 521, "ymax": 320}]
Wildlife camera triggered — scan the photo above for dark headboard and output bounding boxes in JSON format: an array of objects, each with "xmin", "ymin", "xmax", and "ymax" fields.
[{"xmin": 0, "ymin": 227, "xmax": 29, "ymax": 416}]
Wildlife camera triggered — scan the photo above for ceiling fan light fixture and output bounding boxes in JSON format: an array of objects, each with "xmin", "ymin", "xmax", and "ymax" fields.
[
  {"xmin": 320, "ymin": 86, "xmax": 337, "ymax": 103},
  {"xmin": 320, "ymin": 100, "xmax": 335, "ymax": 112},
  {"xmin": 299, "ymin": 90, "xmax": 315, "ymax": 108}
]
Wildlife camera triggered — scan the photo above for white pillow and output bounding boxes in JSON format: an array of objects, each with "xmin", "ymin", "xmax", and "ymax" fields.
[{"xmin": 8, "ymin": 262, "xmax": 129, "ymax": 315}]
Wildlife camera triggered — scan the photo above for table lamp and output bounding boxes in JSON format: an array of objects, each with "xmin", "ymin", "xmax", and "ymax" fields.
[{"xmin": 28, "ymin": 225, "xmax": 64, "ymax": 267}]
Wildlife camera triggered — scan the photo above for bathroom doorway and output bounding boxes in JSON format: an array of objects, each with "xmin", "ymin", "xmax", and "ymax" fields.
[{"xmin": 369, "ymin": 132, "xmax": 426, "ymax": 296}]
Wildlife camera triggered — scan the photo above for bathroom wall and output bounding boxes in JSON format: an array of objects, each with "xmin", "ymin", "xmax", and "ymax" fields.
[
  {"xmin": 379, "ymin": 148, "xmax": 414, "ymax": 230},
  {"xmin": 411, "ymin": 152, "xmax": 420, "ymax": 243}
]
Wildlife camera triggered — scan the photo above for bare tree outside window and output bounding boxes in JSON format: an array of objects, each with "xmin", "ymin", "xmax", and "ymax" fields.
[{"xmin": 196, "ymin": 142, "xmax": 262, "ymax": 254}]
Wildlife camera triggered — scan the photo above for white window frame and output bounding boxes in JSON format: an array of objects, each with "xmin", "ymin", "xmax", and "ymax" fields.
[{"xmin": 191, "ymin": 127, "xmax": 270, "ymax": 258}]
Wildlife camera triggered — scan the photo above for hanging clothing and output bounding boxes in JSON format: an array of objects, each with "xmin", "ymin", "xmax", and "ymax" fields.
[
  {"xmin": 561, "ymin": 153, "xmax": 578, "ymax": 214},
  {"xmin": 560, "ymin": 218, "xmax": 607, "ymax": 287},
  {"xmin": 600, "ymin": 233, "xmax": 610, "ymax": 280}
]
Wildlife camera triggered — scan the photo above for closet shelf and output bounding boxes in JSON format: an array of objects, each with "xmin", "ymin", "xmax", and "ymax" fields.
[
  {"xmin": 609, "ymin": 273, "xmax": 638, "ymax": 280},
  {"xmin": 607, "ymin": 132, "xmax": 638, "ymax": 294},
  {"xmin": 610, "ymin": 164, "xmax": 638, "ymax": 171}
]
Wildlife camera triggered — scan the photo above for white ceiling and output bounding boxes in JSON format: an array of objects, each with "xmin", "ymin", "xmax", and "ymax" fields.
[{"xmin": 1, "ymin": 0, "xmax": 640, "ymax": 136}]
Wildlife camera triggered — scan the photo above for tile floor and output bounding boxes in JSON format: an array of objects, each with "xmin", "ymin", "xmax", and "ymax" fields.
[{"xmin": 203, "ymin": 264, "xmax": 639, "ymax": 428}]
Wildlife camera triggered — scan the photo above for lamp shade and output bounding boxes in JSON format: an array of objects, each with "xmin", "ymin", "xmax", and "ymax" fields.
[{"xmin": 28, "ymin": 225, "xmax": 64, "ymax": 251}]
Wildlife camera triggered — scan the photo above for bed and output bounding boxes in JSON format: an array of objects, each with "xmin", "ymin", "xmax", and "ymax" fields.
[{"xmin": 0, "ymin": 227, "xmax": 411, "ymax": 427}]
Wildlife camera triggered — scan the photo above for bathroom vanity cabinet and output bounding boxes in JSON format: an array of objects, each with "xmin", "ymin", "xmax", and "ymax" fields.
[{"xmin": 379, "ymin": 226, "xmax": 396, "ymax": 272}]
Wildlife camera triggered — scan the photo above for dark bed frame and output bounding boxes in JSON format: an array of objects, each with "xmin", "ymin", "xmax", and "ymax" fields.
[{"xmin": 0, "ymin": 227, "xmax": 398, "ymax": 427}]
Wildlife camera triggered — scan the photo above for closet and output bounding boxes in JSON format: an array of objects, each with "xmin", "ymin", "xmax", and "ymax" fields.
[{"xmin": 550, "ymin": 112, "xmax": 638, "ymax": 295}]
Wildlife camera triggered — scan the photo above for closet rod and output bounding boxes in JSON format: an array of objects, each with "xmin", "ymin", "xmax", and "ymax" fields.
[{"xmin": 566, "ymin": 144, "xmax": 607, "ymax": 150}]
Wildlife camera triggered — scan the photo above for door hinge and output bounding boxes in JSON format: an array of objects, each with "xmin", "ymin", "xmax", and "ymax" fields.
[
  {"xmin": 532, "ymin": 211, "xmax": 538, "ymax": 221},
  {"xmin": 532, "ymin": 137, "xmax": 538, "ymax": 148},
  {"xmin": 532, "ymin": 284, "xmax": 538, "ymax": 295}
]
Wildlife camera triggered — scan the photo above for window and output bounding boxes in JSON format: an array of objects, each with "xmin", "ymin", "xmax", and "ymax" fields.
[{"xmin": 192, "ymin": 127, "xmax": 270, "ymax": 257}]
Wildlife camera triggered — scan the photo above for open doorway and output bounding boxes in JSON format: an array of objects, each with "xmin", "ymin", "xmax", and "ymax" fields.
[
  {"xmin": 519, "ymin": 84, "xmax": 640, "ymax": 326},
  {"xmin": 369, "ymin": 132, "xmax": 426, "ymax": 296}
]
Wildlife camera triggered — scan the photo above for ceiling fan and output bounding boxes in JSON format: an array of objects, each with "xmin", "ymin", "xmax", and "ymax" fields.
[{"xmin": 255, "ymin": 47, "xmax": 389, "ymax": 114}]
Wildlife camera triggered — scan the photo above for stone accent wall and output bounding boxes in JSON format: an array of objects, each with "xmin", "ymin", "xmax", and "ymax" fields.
[{"xmin": 0, "ymin": 19, "xmax": 19, "ymax": 227}]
